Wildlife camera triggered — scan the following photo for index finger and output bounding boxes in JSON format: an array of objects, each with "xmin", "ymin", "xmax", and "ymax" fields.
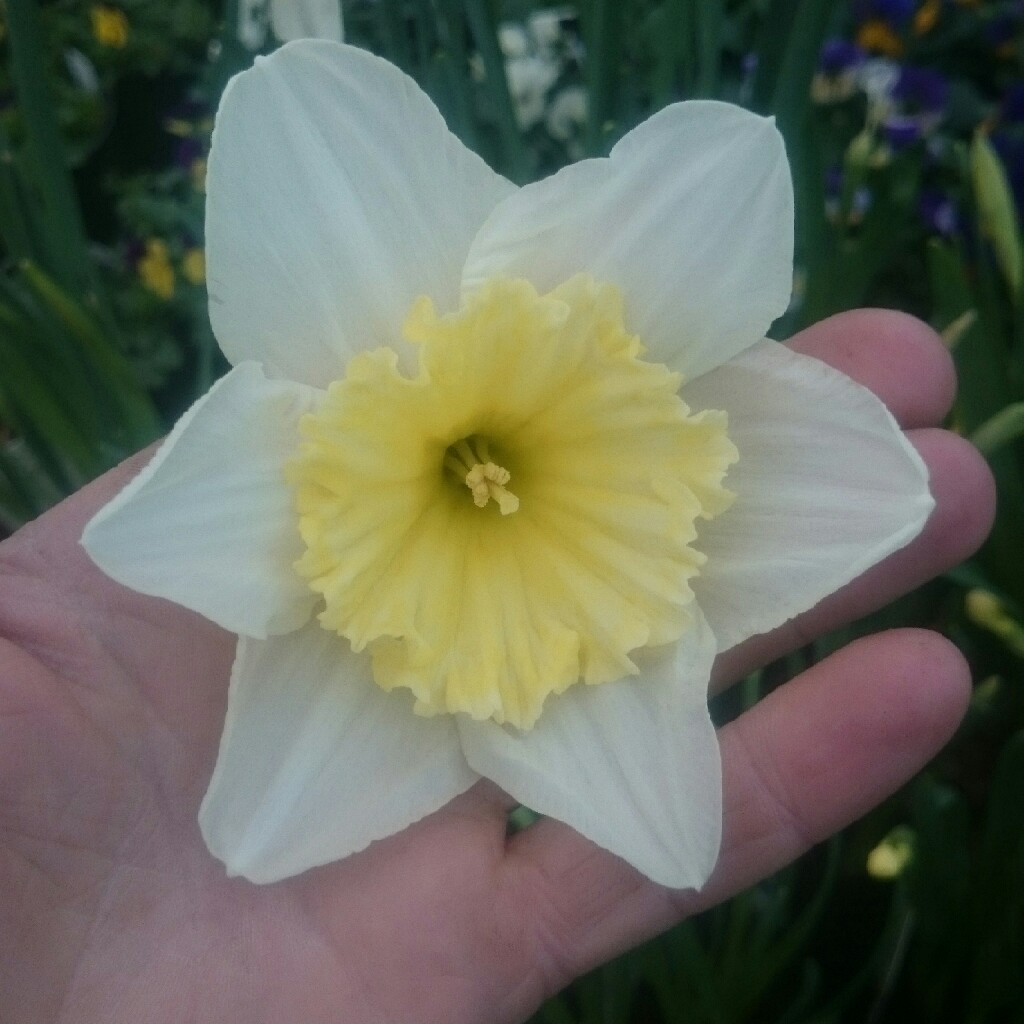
[{"xmin": 713, "ymin": 309, "xmax": 992, "ymax": 686}]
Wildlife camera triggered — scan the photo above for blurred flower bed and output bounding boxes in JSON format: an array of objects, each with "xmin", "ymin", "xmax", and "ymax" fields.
[{"xmin": 1, "ymin": 1, "xmax": 1023, "ymax": 1022}]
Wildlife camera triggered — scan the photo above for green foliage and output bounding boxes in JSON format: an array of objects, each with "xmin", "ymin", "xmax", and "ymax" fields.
[{"xmin": 1, "ymin": 0, "xmax": 1023, "ymax": 1020}]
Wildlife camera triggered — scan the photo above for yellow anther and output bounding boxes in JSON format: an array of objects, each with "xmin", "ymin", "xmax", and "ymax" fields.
[
  {"xmin": 465, "ymin": 462, "xmax": 520, "ymax": 514},
  {"xmin": 445, "ymin": 439, "xmax": 520, "ymax": 514}
]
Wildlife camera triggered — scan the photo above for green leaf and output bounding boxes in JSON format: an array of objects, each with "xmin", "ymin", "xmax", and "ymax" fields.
[
  {"xmin": 0, "ymin": 438, "xmax": 65, "ymax": 527},
  {"xmin": 969, "ymin": 732, "xmax": 1024, "ymax": 1020},
  {"xmin": 462, "ymin": 0, "xmax": 532, "ymax": 183},
  {"xmin": 0, "ymin": 315, "xmax": 100, "ymax": 477},
  {"xmin": 970, "ymin": 133, "xmax": 1023, "ymax": 300},
  {"xmin": 769, "ymin": 0, "xmax": 834, "ymax": 138},
  {"xmin": 374, "ymin": 0, "xmax": 415, "ymax": 75},
  {"xmin": 0, "ymin": 121, "xmax": 36, "ymax": 264},
  {"xmin": 17, "ymin": 262, "xmax": 161, "ymax": 442},
  {"xmin": 4, "ymin": 0, "xmax": 105, "ymax": 306},
  {"xmin": 693, "ymin": 0, "xmax": 725, "ymax": 98},
  {"xmin": 649, "ymin": 0, "xmax": 692, "ymax": 105},
  {"xmin": 581, "ymin": 0, "xmax": 626, "ymax": 155},
  {"xmin": 970, "ymin": 403, "xmax": 1024, "ymax": 457},
  {"xmin": 928, "ymin": 241, "xmax": 1011, "ymax": 430},
  {"xmin": 927, "ymin": 240, "xmax": 1024, "ymax": 599},
  {"xmin": 0, "ymin": 448, "xmax": 41, "ymax": 530},
  {"xmin": 907, "ymin": 778, "xmax": 971, "ymax": 937}
]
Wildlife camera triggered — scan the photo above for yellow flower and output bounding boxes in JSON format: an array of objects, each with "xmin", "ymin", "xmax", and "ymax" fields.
[
  {"xmin": 965, "ymin": 589, "xmax": 1024, "ymax": 657},
  {"xmin": 90, "ymin": 5, "xmax": 129, "ymax": 49},
  {"xmin": 914, "ymin": 0, "xmax": 941, "ymax": 35},
  {"xmin": 191, "ymin": 156, "xmax": 208, "ymax": 193},
  {"xmin": 856, "ymin": 19, "xmax": 904, "ymax": 57},
  {"xmin": 289, "ymin": 275, "xmax": 736, "ymax": 729},
  {"xmin": 83, "ymin": 42, "xmax": 933, "ymax": 888},
  {"xmin": 137, "ymin": 239, "xmax": 175, "ymax": 299},
  {"xmin": 182, "ymin": 247, "xmax": 206, "ymax": 285},
  {"xmin": 866, "ymin": 826, "xmax": 915, "ymax": 880},
  {"xmin": 165, "ymin": 118, "xmax": 193, "ymax": 137}
]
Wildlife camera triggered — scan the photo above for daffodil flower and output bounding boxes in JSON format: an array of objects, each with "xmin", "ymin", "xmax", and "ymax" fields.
[{"xmin": 81, "ymin": 41, "xmax": 933, "ymax": 889}]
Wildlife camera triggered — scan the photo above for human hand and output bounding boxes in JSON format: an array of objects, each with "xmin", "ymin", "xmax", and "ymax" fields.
[{"xmin": 0, "ymin": 309, "xmax": 993, "ymax": 1024}]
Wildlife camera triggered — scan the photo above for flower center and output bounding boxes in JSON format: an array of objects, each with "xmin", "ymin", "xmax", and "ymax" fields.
[
  {"xmin": 444, "ymin": 436, "xmax": 520, "ymax": 515},
  {"xmin": 286, "ymin": 276, "xmax": 738, "ymax": 729}
]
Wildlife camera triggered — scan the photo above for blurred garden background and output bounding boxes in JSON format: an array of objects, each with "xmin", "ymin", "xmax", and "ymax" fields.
[{"xmin": 2, "ymin": 0, "xmax": 1023, "ymax": 1020}]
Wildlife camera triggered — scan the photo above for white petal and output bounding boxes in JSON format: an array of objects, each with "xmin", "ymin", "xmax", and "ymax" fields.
[
  {"xmin": 685, "ymin": 341, "xmax": 934, "ymax": 651},
  {"xmin": 200, "ymin": 624, "xmax": 477, "ymax": 883},
  {"xmin": 458, "ymin": 614, "xmax": 721, "ymax": 889},
  {"xmin": 462, "ymin": 101, "xmax": 793, "ymax": 378},
  {"xmin": 207, "ymin": 40, "xmax": 516, "ymax": 387},
  {"xmin": 82, "ymin": 363, "xmax": 319, "ymax": 638}
]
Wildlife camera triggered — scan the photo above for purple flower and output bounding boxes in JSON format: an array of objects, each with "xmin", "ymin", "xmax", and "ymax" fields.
[
  {"xmin": 918, "ymin": 189, "xmax": 959, "ymax": 236},
  {"xmin": 882, "ymin": 115, "xmax": 925, "ymax": 149},
  {"xmin": 891, "ymin": 65, "xmax": 949, "ymax": 116},
  {"xmin": 819, "ymin": 39, "xmax": 867, "ymax": 75},
  {"xmin": 123, "ymin": 237, "xmax": 146, "ymax": 267},
  {"xmin": 173, "ymin": 136, "xmax": 205, "ymax": 170},
  {"xmin": 862, "ymin": 65, "xmax": 949, "ymax": 147},
  {"xmin": 985, "ymin": 9, "xmax": 1023, "ymax": 48},
  {"xmin": 855, "ymin": 0, "xmax": 916, "ymax": 27},
  {"xmin": 1000, "ymin": 83, "xmax": 1024, "ymax": 125},
  {"xmin": 824, "ymin": 165, "xmax": 872, "ymax": 224},
  {"xmin": 825, "ymin": 165, "xmax": 845, "ymax": 199}
]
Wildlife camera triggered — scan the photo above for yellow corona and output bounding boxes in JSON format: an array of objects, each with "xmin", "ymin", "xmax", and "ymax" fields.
[{"xmin": 288, "ymin": 276, "xmax": 738, "ymax": 729}]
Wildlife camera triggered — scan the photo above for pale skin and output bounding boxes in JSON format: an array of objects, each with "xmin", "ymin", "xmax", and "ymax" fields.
[{"xmin": 0, "ymin": 310, "xmax": 995, "ymax": 1024}]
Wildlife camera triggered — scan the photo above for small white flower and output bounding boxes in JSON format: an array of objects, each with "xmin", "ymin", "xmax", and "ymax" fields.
[
  {"xmin": 237, "ymin": 0, "xmax": 343, "ymax": 50},
  {"xmin": 858, "ymin": 57, "xmax": 901, "ymax": 109},
  {"xmin": 236, "ymin": 0, "xmax": 269, "ymax": 51},
  {"xmin": 271, "ymin": 0, "xmax": 343, "ymax": 43},
  {"xmin": 527, "ymin": 7, "xmax": 575, "ymax": 54},
  {"xmin": 545, "ymin": 84, "xmax": 588, "ymax": 142},
  {"xmin": 498, "ymin": 23, "xmax": 531, "ymax": 60},
  {"xmin": 82, "ymin": 42, "xmax": 932, "ymax": 889},
  {"xmin": 505, "ymin": 53, "xmax": 561, "ymax": 129}
]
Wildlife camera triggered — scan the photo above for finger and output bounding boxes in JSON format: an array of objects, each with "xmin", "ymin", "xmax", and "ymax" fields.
[
  {"xmin": 785, "ymin": 308, "xmax": 957, "ymax": 428},
  {"xmin": 712, "ymin": 428, "xmax": 994, "ymax": 687},
  {"xmin": 695, "ymin": 629, "xmax": 968, "ymax": 908},
  {"xmin": 502, "ymin": 629, "xmax": 969, "ymax": 1008}
]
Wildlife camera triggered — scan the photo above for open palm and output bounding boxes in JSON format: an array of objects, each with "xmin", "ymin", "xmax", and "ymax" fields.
[{"xmin": 1, "ymin": 311, "xmax": 994, "ymax": 1024}]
